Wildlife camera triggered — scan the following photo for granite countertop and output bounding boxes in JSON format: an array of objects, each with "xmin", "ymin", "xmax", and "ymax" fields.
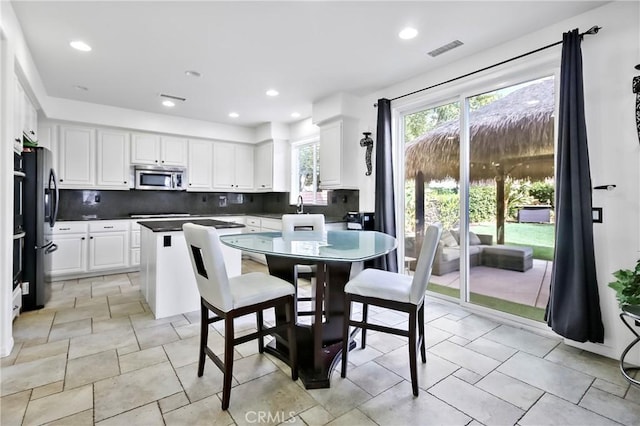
[
  {"xmin": 138, "ymin": 219, "xmax": 246, "ymax": 232},
  {"xmin": 58, "ymin": 213, "xmax": 347, "ymax": 223}
]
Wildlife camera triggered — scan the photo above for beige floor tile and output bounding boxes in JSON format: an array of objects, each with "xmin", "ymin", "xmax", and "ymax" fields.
[
  {"xmin": 53, "ymin": 304, "xmax": 110, "ymax": 326},
  {"xmin": 545, "ymin": 345, "xmax": 629, "ymax": 387},
  {"xmin": 174, "ymin": 361, "xmax": 226, "ymax": 403},
  {"xmin": 12, "ymin": 311, "xmax": 55, "ymax": 343},
  {"xmin": 591, "ymin": 378, "xmax": 628, "ymax": 398},
  {"xmin": 162, "ymin": 395, "xmax": 233, "ymax": 426},
  {"xmin": 119, "ymin": 346, "xmax": 168, "ymax": 373},
  {"xmin": 300, "ymin": 405, "xmax": 335, "ymax": 425},
  {"xmin": 376, "ymin": 347, "xmax": 458, "ymax": 389},
  {"xmin": 430, "ymin": 375, "xmax": 524, "ymax": 425},
  {"xmin": 1, "ymin": 354, "xmax": 66, "ymax": 397},
  {"xmin": 96, "ymin": 402, "xmax": 164, "ymax": 426},
  {"xmin": 14, "ymin": 339, "xmax": 69, "ymax": 364},
  {"xmin": 91, "ymin": 286, "xmax": 122, "ymax": 298},
  {"xmin": 475, "ymin": 371, "xmax": 544, "ymax": 410},
  {"xmin": 31, "ymin": 380, "xmax": 64, "ymax": 400},
  {"xmin": 110, "ymin": 301, "xmax": 145, "ymax": 318},
  {"xmin": 75, "ymin": 296, "xmax": 108, "ymax": 308},
  {"xmin": 107, "ymin": 291, "xmax": 145, "ymax": 307},
  {"xmin": 429, "ymin": 340, "xmax": 501, "ymax": 376},
  {"xmin": 68, "ymin": 328, "xmax": 138, "ymax": 359},
  {"xmin": 346, "ymin": 345, "xmax": 383, "ymax": 366},
  {"xmin": 65, "ymin": 349, "xmax": 120, "ymax": 389},
  {"xmin": 360, "ymin": 381, "xmax": 471, "ymax": 425},
  {"xmin": 325, "ymin": 408, "xmax": 377, "ymax": 426},
  {"xmin": 227, "ymin": 371, "xmax": 316, "ymax": 426},
  {"xmin": 429, "ymin": 314, "xmax": 500, "ymax": 341},
  {"xmin": 135, "ymin": 323, "xmax": 180, "ymax": 349},
  {"xmin": 346, "ymin": 360, "xmax": 404, "ymax": 396},
  {"xmin": 91, "ymin": 316, "xmax": 133, "ymax": 334},
  {"xmin": 365, "ymin": 332, "xmax": 406, "ymax": 354},
  {"xmin": 307, "ymin": 375, "xmax": 372, "ymax": 417},
  {"xmin": 129, "ymin": 312, "xmax": 185, "ymax": 331},
  {"xmin": 174, "ymin": 322, "xmax": 200, "ymax": 339},
  {"xmin": 464, "ymin": 336, "xmax": 519, "ymax": 362},
  {"xmin": 48, "ymin": 318, "xmax": 92, "ymax": 342},
  {"xmin": 0, "ymin": 389, "xmax": 31, "ymax": 425},
  {"xmin": 93, "ymin": 362, "xmax": 182, "ymax": 421},
  {"xmin": 424, "ymin": 324, "xmax": 453, "ymax": 348},
  {"xmin": 22, "ymin": 384, "xmax": 93, "ymax": 426},
  {"xmin": 158, "ymin": 391, "xmax": 190, "ymax": 414},
  {"xmin": 520, "ymin": 393, "xmax": 620, "ymax": 426},
  {"xmin": 45, "ymin": 408, "xmax": 94, "ymax": 425},
  {"xmin": 453, "ymin": 368, "xmax": 483, "ymax": 384},
  {"xmin": 163, "ymin": 335, "xmax": 202, "ymax": 368},
  {"xmin": 1, "ymin": 341, "xmax": 23, "ymax": 367},
  {"xmin": 484, "ymin": 324, "xmax": 560, "ymax": 357},
  {"xmin": 232, "ymin": 353, "xmax": 279, "ymax": 384},
  {"xmin": 579, "ymin": 386, "xmax": 640, "ymax": 425}
]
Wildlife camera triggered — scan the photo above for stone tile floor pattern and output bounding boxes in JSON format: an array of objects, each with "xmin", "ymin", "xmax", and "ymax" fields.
[{"xmin": 2, "ymin": 260, "xmax": 640, "ymax": 425}]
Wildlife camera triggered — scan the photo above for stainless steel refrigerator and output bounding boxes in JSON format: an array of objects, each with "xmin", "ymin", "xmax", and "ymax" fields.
[{"xmin": 22, "ymin": 147, "xmax": 59, "ymax": 311}]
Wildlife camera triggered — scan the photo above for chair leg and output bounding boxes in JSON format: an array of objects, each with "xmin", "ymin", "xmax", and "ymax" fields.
[
  {"xmin": 198, "ymin": 301, "xmax": 208, "ymax": 377},
  {"xmin": 221, "ymin": 313, "xmax": 235, "ymax": 410},
  {"xmin": 256, "ymin": 309, "xmax": 264, "ymax": 353},
  {"xmin": 408, "ymin": 308, "xmax": 419, "ymax": 396},
  {"xmin": 360, "ymin": 303, "xmax": 368, "ymax": 349},
  {"xmin": 418, "ymin": 303, "xmax": 426, "ymax": 363},
  {"xmin": 341, "ymin": 295, "xmax": 351, "ymax": 378},
  {"xmin": 286, "ymin": 296, "xmax": 298, "ymax": 381}
]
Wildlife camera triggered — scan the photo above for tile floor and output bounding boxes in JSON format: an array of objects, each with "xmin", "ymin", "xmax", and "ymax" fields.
[{"xmin": 2, "ymin": 260, "xmax": 640, "ymax": 425}]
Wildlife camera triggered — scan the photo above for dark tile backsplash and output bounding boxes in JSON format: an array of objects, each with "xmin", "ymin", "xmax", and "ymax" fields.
[{"xmin": 58, "ymin": 189, "xmax": 359, "ymax": 220}]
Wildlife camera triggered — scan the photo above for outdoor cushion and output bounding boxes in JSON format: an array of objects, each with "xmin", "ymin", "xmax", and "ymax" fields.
[
  {"xmin": 440, "ymin": 245, "xmax": 482, "ymax": 262},
  {"xmin": 441, "ymin": 230, "xmax": 458, "ymax": 247},
  {"xmin": 482, "ymin": 245, "xmax": 533, "ymax": 258},
  {"xmin": 469, "ymin": 231, "xmax": 482, "ymax": 245}
]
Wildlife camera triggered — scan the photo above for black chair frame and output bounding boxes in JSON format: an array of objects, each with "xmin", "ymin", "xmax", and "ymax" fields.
[{"xmin": 199, "ymin": 294, "xmax": 298, "ymax": 410}]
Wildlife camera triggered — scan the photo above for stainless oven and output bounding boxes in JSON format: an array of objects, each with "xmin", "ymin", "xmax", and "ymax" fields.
[
  {"xmin": 134, "ymin": 166, "xmax": 185, "ymax": 190},
  {"xmin": 13, "ymin": 152, "xmax": 25, "ymax": 290}
]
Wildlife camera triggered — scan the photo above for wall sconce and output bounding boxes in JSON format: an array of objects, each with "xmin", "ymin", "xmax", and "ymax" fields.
[{"xmin": 360, "ymin": 132, "xmax": 374, "ymax": 176}]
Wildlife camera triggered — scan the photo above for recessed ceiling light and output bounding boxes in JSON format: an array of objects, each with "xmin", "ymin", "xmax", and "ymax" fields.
[
  {"xmin": 229, "ymin": 112, "xmax": 239, "ymax": 118},
  {"xmin": 73, "ymin": 85, "xmax": 88, "ymax": 91},
  {"xmin": 266, "ymin": 89, "xmax": 279, "ymax": 97},
  {"xmin": 70, "ymin": 40, "xmax": 92, "ymax": 52},
  {"xmin": 291, "ymin": 112, "xmax": 301, "ymax": 118},
  {"xmin": 162, "ymin": 100, "xmax": 175, "ymax": 107},
  {"xmin": 185, "ymin": 70, "xmax": 201, "ymax": 77},
  {"xmin": 398, "ymin": 27, "xmax": 418, "ymax": 40}
]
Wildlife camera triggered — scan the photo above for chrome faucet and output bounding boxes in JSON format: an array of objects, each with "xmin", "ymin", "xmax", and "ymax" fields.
[{"xmin": 296, "ymin": 195, "xmax": 304, "ymax": 214}]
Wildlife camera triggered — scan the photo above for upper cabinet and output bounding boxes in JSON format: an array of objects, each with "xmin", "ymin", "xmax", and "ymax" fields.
[
  {"xmin": 96, "ymin": 130, "xmax": 130, "ymax": 189},
  {"xmin": 318, "ymin": 118, "xmax": 359, "ymax": 189},
  {"xmin": 13, "ymin": 77, "xmax": 24, "ymax": 153},
  {"xmin": 58, "ymin": 126, "xmax": 96, "ymax": 188},
  {"xmin": 187, "ymin": 139, "xmax": 214, "ymax": 191},
  {"xmin": 131, "ymin": 133, "xmax": 187, "ymax": 166},
  {"xmin": 254, "ymin": 140, "xmax": 290, "ymax": 192},
  {"xmin": 212, "ymin": 142, "xmax": 254, "ymax": 191}
]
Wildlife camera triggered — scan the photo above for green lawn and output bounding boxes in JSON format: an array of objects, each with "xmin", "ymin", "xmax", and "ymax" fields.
[{"xmin": 470, "ymin": 222, "xmax": 555, "ymax": 261}]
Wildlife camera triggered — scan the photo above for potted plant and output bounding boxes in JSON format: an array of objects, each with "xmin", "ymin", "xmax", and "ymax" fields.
[{"xmin": 608, "ymin": 259, "xmax": 640, "ymax": 307}]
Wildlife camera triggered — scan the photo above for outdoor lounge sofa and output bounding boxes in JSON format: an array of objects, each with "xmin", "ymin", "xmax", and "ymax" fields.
[{"xmin": 432, "ymin": 229, "xmax": 533, "ymax": 276}]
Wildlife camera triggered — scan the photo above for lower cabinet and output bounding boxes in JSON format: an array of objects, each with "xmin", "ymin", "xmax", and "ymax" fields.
[{"xmin": 88, "ymin": 222, "xmax": 129, "ymax": 271}]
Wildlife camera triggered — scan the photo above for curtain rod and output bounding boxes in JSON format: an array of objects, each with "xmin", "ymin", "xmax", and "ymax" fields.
[{"xmin": 379, "ymin": 25, "xmax": 601, "ymax": 105}]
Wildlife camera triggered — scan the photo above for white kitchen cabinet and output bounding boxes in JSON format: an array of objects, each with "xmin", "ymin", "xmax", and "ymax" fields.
[
  {"xmin": 213, "ymin": 142, "xmax": 254, "ymax": 191},
  {"xmin": 88, "ymin": 221, "xmax": 129, "ymax": 271},
  {"xmin": 13, "ymin": 77, "xmax": 24, "ymax": 153},
  {"xmin": 131, "ymin": 133, "xmax": 187, "ymax": 166},
  {"xmin": 187, "ymin": 139, "xmax": 214, "ymax": 191},
  {"xmin": 58, "ymin": 126, "xmax": 96, "ymax": 188},
  {"xmin": 318, "ymin": 118, "xmax": 359, "ymax": 189},
  {"xmin": 47, "ymin": 222, "xmax": 89, "ymax": 277},
  {"xmin": 96, "ymin": 130, "xmax": 130, "ymax": 189},
  {"xmin": 130, "ymin": 221, "xmax": 141, "ymax": 267},
  {"xmin": 254, "ymin": 140, "xmax": 290, "ymax": 192},
  {"xmin": 23, "ymin": 91, "xmax": 38, "ymax": 144}
]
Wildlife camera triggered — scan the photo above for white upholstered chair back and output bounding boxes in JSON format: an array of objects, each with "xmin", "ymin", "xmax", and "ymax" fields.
[
  {"xmin": 282, "ymin": 214, "xmax": 326, "ymax": 233},
  {"xmin": 409, "ymin": 224, "xmax": 442, "ymax": 304},
  {"xmin": 183, "ymin": 223, "xmax": 234, "ymax": 312}
]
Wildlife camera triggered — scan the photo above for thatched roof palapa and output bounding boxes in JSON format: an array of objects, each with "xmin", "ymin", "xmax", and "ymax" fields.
[{"xmin": 405, "ymin": 78, "xmax": 555, "ymax": 182}]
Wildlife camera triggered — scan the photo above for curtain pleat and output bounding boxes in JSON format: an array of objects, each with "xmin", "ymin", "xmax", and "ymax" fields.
[{"xmin": 545, "ymin": 29, "xmax": 604, "ymax": 343}]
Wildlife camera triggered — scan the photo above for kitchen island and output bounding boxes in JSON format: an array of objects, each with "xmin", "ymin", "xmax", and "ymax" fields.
[{"xmin": 138, "ymin": 219, "xmax": 245, "ymax": 319}]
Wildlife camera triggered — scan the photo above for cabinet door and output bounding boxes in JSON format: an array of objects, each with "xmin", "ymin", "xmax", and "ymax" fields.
[
  {"xmin": 89, "ymin": 231, "xmax": 128, "ymax": 270},
  {"xmin": 13, "ymin": 77, "xmax": 24, "ymax": 152},
  {"xmin": 319, "ymin": 121, "xmax": 342, "ymax": 188},
  {"xmin": 23, "ymin": 93, "xmax": 38, "ymax": 143},
  {"xmin": 49, "ymin": 233, "xmax": 88, "ymax": 276},
  {"xmin": 160, "ymin": 136, "xmax": 187, "ymax": 166},
  {"xmin": 58, "ymin": 126, "xmax": 95, "ymax": 187},
  {"xmin": 234, "ymin": 144, "xmax": 254, "ymax": 190},
  {"xmin": 131, "ymin": 133, "xmax": 160, "ymax": 165},
  {"xmin": 187, "ymin": 140, "xmax": 213, "ymax": 191},
  {"xmin": 212, "ymin": 142, "xmax": 236, "ymax": 190},
  {"xmin": 254, "ymin": 142, "xmax": 273, "ymax": 191},
  {"xmin": 97, "ymin": 130, "xmax": 130, "ymax": 188}
]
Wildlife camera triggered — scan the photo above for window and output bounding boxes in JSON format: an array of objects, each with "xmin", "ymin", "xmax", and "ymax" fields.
[{"xmin": 291, "ymin": 139, "xmax": 327, "ymax": 205}]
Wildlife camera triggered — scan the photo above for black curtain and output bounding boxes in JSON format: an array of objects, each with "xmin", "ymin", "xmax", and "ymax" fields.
[
  {"xmin": 372, "ymin": 98, "xmax": 398, "ymax": 272},
  {"xmin": 545, "ymin": 29, "xmax": 604, "ymax": 343}
]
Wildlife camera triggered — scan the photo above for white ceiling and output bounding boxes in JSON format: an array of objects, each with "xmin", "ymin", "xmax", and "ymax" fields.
[{"xmin": 12, "ymin": 1, "xmax": 607, "ymax": 128}]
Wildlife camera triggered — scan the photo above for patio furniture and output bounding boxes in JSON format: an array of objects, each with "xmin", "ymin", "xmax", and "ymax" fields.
[
  {"xmin": 183, "ymin": 223, "xmax": 298, "ymax": 410},
  {"xmin": 618, "ymin": 304, "xmax": 640, "ymax": 387},
  {"xmin": 517, "ymin": 205, "xmax": 552, "ymax": 223},
  {"xmin": 341, "ymin": 224, "xmax": 442, "ymax": 396},
  {"xmin": 481, "ymin": 245, "xmax": 533, "ymax": 272}
]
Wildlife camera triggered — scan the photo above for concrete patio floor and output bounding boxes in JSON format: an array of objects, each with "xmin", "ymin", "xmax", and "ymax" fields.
[{"xmin": 428, "ymin": 259, "xmax": 552, "ymax": 309}]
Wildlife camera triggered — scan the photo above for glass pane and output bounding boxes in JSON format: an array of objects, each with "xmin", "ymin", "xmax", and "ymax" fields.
[
  {"xmin": 467, "ymin": 76, "xmax": 555, "ymax": 321},
  {"xmin": 404, "ymin": 101, "xmax": 461, "ymax": 300},
  {"xmin": 297, "ymin": 143, "xmax": 327, "ymax": 205}
]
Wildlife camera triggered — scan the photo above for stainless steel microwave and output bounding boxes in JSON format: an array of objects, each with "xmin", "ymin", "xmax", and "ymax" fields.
[{"xmin": 134, "ymin": 166, "xmax": 185, "ymax": 191}]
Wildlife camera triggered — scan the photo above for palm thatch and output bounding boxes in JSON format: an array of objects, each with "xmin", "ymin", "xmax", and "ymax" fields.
[{"xmin": 405, "ymin": 78, "xmax": 555, "ymax": 182}]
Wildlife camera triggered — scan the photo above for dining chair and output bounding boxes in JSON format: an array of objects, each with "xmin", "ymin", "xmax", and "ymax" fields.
[
  {"xmin": 281, "ymin": 214, "xmax": 326, "ymax": 318},
  {"xmin": 340, "ymin": 223, "xmax": 442, "ymax": 396},
  {"xmin": 183, "ymin": 223, "xmax": 298, "ymax": 410}
]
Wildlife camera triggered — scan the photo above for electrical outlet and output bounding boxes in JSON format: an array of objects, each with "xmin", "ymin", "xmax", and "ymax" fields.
[{"xmin": 21, "ymin": 281, "xmax": 29, "ymax": 295}]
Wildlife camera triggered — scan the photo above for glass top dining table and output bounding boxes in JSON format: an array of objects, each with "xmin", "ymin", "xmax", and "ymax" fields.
[
  {"xmin": 219, "ymin": 229, "xmax": 398, "ymax": 389},
  {"xmin": 219, "ymin": 230, "xmax": 398, "ymax": 262}
]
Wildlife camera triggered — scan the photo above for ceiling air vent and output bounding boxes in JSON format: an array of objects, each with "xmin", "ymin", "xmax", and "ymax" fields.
[
  {"xmin": 427, "ymin": 40, "xmax": 464, "ymax": 57},
  {"xmin": 160, "ymin": 93, "xmax": 186, "ymax": 102}
]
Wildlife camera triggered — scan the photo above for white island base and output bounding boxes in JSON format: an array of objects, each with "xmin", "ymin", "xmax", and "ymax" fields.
[{"xmin": 139, "ymin": 224, "xmax": 242, "ymax": 319}]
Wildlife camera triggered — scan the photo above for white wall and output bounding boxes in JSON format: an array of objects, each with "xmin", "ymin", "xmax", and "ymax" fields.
[{"xmin": 357, "ymin": 1, "xmax": 639, "ymax": 360}]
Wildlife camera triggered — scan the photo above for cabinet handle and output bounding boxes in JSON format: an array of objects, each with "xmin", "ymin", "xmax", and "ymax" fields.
[
  {"xmin": 59, "ymin": 227, "xmax": 71, "ymax": 230},
  {"xmin": 60, "ymin": 179, "xmax": 64, "ymax": 182},
  {"xmin": 30, "ymin": 130, "xmax": 35, "ymax": 135},
  {"xmin": 103, "ymin": 226, "xmax": 114, "ymax": 229},
  {"xmin": 155, "ymin": 160, "xmax": 158, "ymax": 163},
  {"xmin": 90, "ymin": 236, "xmax": 94, "ymax": 239},
  {"xmin": 81, "ymin": 237, "xmax": 85, "ymax": 240},
  {"xmin": 124, "ymin": 181, "xmax": 127, "ymax": 184},
  {"xmin": 189, "ymin": 183, "xmax": 192, "ymax": 186},
  {"xmin": 161, "ymin": 160, "xmax": 165, "ymax": 163},
  {"xmin": 14, "ymin": 138, "xmax": 21, "ymax": 142}
]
